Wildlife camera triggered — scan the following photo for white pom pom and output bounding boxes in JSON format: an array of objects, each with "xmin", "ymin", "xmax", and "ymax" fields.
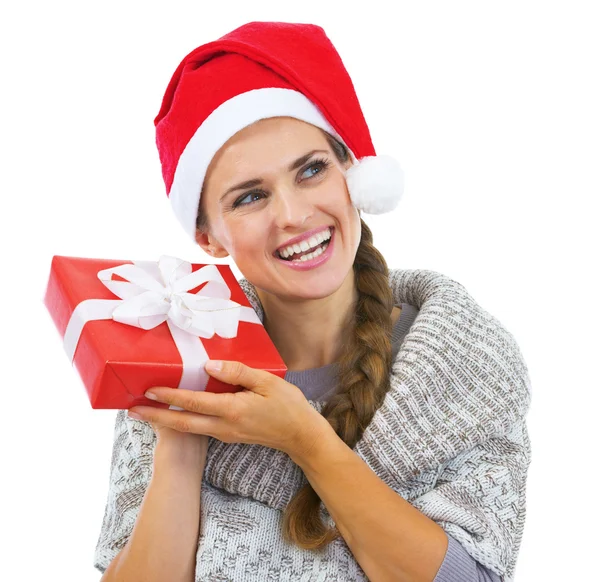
[{"xmin": 345, "ymin": 155, "xmax": 404, "ymax": 214}]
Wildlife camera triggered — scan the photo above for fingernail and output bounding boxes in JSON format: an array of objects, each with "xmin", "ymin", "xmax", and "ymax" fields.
[
  {"xmin": 206, "ymin": 360, "xmax": 222, "ymax": 372},
  {"xmin": 128, "ymin": 411, "xmax": 142, "ymax": 420},
  {"xmin": 144, "ymin": 391, "xmax": 158, "ymax": 400}
]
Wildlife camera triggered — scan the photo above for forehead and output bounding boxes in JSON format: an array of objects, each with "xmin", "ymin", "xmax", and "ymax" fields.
[
  {"xmin": 205, "ymin": 117, "xmax": 330, "ymax": 184},
  {"xmin": 222, "ymin": 117, "xmax": 326, "ymax": 159}
]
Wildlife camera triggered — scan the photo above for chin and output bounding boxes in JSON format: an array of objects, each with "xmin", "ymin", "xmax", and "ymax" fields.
[{"xmin": 277, "ymin": 265, "xmax": 352, "ymax": 302}]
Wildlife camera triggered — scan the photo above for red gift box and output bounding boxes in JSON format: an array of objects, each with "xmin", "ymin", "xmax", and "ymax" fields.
[{"xmin": 43, "ymin": 255, "xmax": 287, "ymax": 409}]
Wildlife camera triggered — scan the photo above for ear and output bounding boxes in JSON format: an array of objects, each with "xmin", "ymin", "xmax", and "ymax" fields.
[{"xmin": 195, "ymin": 229, "xmax": 230, "ymax": 259}]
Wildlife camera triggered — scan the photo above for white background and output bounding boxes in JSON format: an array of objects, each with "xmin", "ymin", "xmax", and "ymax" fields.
[{"xmin": 2, "ymin": 1, "xmax": 598, "ymax": 580}]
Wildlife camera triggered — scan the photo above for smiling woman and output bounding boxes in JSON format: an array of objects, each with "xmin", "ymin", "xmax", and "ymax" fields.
[
  {"xmin": 195, "ymin": 117, "xmax": 363, "ymax": 309},
  {"xmin": 94, "ymin": 20, "xmax": 530, "ymax": 582}
]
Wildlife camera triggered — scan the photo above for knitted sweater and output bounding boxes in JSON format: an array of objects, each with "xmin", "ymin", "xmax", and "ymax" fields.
[{"xmin": 93, "ymin": 268, "xmax": 532, "ymax": 581}]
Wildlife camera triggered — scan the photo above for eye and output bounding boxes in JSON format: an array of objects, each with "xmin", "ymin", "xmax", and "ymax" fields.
[
  {"xmin": 299, "ymin": 158, "xmax": 331, "ymax": 181},
  {"xmin": 232, "ymin": 190, "xmax": 265, "ymax": 209},
  {"xmin": 231, "ymin": 158, "xmax": 332, "ymax": 209}
]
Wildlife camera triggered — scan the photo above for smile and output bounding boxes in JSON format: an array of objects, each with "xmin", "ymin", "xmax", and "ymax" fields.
[
  {"xmin": 273, "ymin": 227, "xmax": 335, "ymax": 271},
  {"xmin": 276, "ymin": 227, "xmax": 332, "ymax": 261}
]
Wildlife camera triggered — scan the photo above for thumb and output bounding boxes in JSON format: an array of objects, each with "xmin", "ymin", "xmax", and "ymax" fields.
[{"xmin": 205, "ymin": 360, "xmax": 268, "ymax": 394}]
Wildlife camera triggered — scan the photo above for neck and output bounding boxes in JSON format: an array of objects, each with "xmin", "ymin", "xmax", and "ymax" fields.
[{"xmin": 256, "ymin": 269, "xmax": 358, "ymax": 371}]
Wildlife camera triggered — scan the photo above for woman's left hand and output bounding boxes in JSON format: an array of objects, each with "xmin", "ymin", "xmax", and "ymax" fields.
[{"xmin": 127, "ymin": 360, "xmax": 330, "ymax": 460}]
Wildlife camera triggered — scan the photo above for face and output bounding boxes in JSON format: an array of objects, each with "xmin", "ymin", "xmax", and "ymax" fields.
[{"xmin": 196, "ymin": 116, "xmax": 361, "ymax": 301}]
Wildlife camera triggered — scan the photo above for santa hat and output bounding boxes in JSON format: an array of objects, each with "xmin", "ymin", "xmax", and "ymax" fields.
[{"xmin": 154, "ymin": 21, "xmax": 404, "ymax": 241}]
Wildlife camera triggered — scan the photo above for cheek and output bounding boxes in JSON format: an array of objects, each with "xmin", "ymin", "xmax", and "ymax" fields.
[
  {"xmin": 339, "ymin": 201, "xmax": 362, "ymax": 247},
  {"xmin": 322, "ymin": 176, "xmax": 357, "ymax": 219},
  {"xmin": 228, "ymin": 223, "xmax": 268, "ymax": 258},
  {"xmin": 328, "ymin": 173, "xmax": 353, "ymax": 207}
]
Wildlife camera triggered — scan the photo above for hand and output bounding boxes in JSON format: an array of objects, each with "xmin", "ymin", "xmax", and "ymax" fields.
[
  {"xmin": 127, "ymin": 360, "xmax": 329, "ymax": 459},
  {"xmin": 148, "ymin": 419, "xmax": 210, "ymax": 452}
]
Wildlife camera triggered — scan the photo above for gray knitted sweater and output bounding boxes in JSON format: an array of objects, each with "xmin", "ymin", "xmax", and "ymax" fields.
[{"xmin": 93, "ymin": 268, "xmax": 532, "ymax": 581}]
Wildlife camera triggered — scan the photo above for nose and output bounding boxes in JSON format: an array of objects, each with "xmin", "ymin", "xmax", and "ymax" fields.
[{"xmin": 271, "ymin": 184, "xmax": 315, "ymax": 230}]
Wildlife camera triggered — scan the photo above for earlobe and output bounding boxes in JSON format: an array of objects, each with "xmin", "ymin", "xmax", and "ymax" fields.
[
  {"xmin": 196, "ymin": 231, "xmax": 229, "ymax": 259},
  {"xmin": 210, "ymin": 245, "xmax": 230, "ymax": 259},
  {"xmin": 195, "ymin": 230, "xmax": 209, "ymax": 250},
  {"xmin": 195, "ymin": 230, "xmax": 217, "ymax": 257},
  {"xmin": 207, "ymin": 248, "xmax": 230, "ymax": 260}
]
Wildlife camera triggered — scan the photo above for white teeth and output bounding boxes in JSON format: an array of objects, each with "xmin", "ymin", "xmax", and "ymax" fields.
[
  {"xmin": 292, "ymin": 247, "xmax": 325, "ymax": 263},
  {"xmin": 278, "ymin": 228, "xmax": 331, "ymax": 259}
]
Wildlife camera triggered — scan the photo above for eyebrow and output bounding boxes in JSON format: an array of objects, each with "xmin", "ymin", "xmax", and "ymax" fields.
[{"xmin": 219, "ymin": 149, "xmax": 330, "ymax": 203}]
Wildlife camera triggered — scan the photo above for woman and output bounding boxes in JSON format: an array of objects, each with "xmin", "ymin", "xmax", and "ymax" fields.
[{"xmin": 94, "ymin": 22, "xmax": 531, "ymax": 582}]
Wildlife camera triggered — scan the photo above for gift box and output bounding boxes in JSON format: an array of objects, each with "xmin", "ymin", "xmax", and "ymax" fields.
[{"xmin": 43, "ymin": 255, "xmax": 287, "ymax": 410}]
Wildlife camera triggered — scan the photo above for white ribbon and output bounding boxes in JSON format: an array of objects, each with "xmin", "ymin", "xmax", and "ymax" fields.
[{"xmin": 62, "ymin": 255, "xmax": 262, "ymax": 409}]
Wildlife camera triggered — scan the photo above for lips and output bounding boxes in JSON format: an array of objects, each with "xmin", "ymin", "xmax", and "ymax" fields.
[{"xmin": 273, "ymin": 226, "xmax": 334, "ymax": 257}]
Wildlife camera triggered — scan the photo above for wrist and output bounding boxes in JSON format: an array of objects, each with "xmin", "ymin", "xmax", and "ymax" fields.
[
  {"xmin": 289, "ymin": 411, "xmax": 335, "ymax": 466},
  {"xmin": 154, "ymin": 434, "xmax": 210, "ymax": 469}
]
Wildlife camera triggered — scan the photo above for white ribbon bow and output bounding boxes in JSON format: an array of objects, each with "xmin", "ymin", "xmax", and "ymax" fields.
[{"xmin": 62, "ymin": 256, "xmax": 261, "ymax": 405}]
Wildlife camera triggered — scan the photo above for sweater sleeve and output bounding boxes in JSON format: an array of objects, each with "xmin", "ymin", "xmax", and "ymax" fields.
[
  {"xmin": 92, "ymin": 409, "xmax": 156, "ymax": 574},
  {"xmin": 433, "ymin": 534, "xmax": 502, "ymax": 582},
  {"xmin": 411, "ymin": 418, "xmax": 531, "ymax": 582}
]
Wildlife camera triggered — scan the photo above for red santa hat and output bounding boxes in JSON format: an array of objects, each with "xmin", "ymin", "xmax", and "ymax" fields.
[{"xmin": 154, "ymin": 21, "xmax": 404, "ymax": 241}]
